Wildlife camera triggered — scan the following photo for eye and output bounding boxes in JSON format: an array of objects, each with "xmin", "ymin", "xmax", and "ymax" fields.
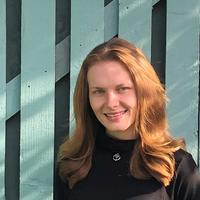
[
  {"xmin": 91, "ymin": 89, "xmax": 105, "ymax": 95},
  {"xmin": 117, "ymin": 87, "xmax": 130, "ymax": 93}
]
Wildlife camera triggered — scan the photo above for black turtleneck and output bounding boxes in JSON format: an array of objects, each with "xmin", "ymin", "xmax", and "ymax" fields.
[{"xmin": 55, "ymin": 131, "xmax": 200, "ymax": 200}]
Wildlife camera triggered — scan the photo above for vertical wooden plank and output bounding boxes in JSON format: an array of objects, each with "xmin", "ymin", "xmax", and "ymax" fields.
[
  {"xmin": 6, "ymin": 75, "xmax": 20, "ymax": 119},
  {"xmin": 119, "ymin": 0, "xmax": 152, "ymax": 59},
  {"xmin": 0, "ymin": 1, "xmax": 6, "ymax": 199},
  {"xmin": 166, "ymin": 0, "xmax": 199, "ymax": 163},
  {"xmin": 104, "ymin": 0, "xmax": 118, "ymax": 41},
  {"xmin": 70, "ymin": 0, "xmax": 104, "ymax": 132},
  {"xmin": 20, "ymin": 0, "xmax": 55, "ymax": 199},
  {"xmin": 152, "ymin": 0, "xmax": 160, "ymax": 6}
]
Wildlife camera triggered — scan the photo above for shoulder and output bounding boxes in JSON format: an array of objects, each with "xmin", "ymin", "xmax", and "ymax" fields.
[
  {"xmin": 166, "ymin": 148, "xmax": 200, "ymax": 199},
  {"xmin": 173, "ymin": 148, "xmax": 197, "ymax": 172}
]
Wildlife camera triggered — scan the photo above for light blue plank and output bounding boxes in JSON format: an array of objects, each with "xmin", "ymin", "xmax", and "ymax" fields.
[
  {"xmin": 119, "ymin": 0, "xmax": 152, "ymax": 59},
  {"xmin": 104, "ymin": 0, "xmax": 118, "ymax": 41},
  {"xmin": 152, "ymin": 0, "xmax": 160, "ymax": 6},
  {"xmin": 55, "ymin": 36, "xmax": 70, "ymax": 81},
  {"xmin": 6, "ymin": 75, "xmax": 20, "ymax": 119},
  {"xmin": 0, "ymin": 1, "xmax": 6, "ymax": 199},
  {"xmin": 166, "ymin": 0, "xmax": 199, "ymax": 163},
  {"xmin": 6, "ymin": 35, "xmax": 69, "ymax": 119},
  {"xmin": 20, "ymin": 1, "xmax": 55, "ymax": 199},
  {"xmin": 70, "ymin": 0, "xmax": 104, "ymax": 132}
]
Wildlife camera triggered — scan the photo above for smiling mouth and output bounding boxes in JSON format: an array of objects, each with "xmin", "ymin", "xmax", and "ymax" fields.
[{"xmin": 104, "ymin": 110, "xmax": 128, "ymax": 121}]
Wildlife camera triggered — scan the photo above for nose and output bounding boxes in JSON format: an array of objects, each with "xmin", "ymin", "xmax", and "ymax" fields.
[{"xmin": 105, "ymin": 91, "xmax": 119, "ymax": 109}]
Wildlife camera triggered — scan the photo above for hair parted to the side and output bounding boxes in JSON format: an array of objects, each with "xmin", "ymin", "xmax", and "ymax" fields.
[{"xmin": 57, "ymin": 37, "xmax": 185, "ymax": 189}]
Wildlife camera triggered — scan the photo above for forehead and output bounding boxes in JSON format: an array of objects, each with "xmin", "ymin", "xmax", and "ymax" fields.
[{"xmin": 87, "ymin": 61, "xmax": 133, "ymax": 86}]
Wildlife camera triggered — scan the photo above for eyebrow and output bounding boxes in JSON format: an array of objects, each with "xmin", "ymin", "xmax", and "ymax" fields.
[
  {"xmin": 89, "ymin": 84, "xmax": 132, "ymax": 89},
  {"xmin": 89, "ymin": 86, "xmax": 104, "ymax": 89}
]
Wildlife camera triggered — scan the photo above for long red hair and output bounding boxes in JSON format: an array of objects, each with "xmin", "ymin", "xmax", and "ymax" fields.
[{"xmin": 57, "ymin": 37, "xmax": 185, "ymax": 188}]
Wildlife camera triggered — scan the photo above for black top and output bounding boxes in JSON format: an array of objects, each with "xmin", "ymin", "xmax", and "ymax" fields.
[{"xmin": 55, "ymin": 131, "xmax": 200, "ymax": 200}]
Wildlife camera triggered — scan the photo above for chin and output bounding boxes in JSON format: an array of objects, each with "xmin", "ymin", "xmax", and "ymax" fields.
[{"xmin": 106, "ymin": 126, "xmax": 129, "ymax": 133}]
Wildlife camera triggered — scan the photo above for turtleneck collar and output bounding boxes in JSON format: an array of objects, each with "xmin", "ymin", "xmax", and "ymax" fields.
[{"xmin": 95, "ymin": 130, "xmax": 137, "ymax": 153}]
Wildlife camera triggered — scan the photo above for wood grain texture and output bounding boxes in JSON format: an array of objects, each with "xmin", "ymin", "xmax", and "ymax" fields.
[
  {"xmin": 20, "ymin": 0, "xmax": 55, "ymax": 199},
  {"xmin": 152, "ymin": 0, "xmax": 160, "ymax": 6},
  {"xmin": 166, "ymin": 0, "xmax": 199, "ymax": 163},
  {"xmin": 6, "ymin": 35, "xmax": 69, "ymax": 120},
  {"xmin": 104, "ymin": 0, "xmax": 118, "ymax": 41},
  {"xmin": 119, "ymin": 0, "xmax": 152, "ymax": 59},
  {"xmin": 70, "ymin": 0, "xmax": 104, "ymax": 133},
  {"xmin": 6, "ymin": 75, "xmax": 20, "ymax": 119},
  {"xmin": 0, "ymin": 0, "xmax": 6, "ymax": 199}
]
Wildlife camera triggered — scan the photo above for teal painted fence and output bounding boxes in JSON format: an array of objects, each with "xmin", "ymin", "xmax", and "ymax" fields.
[
  {"xmin": 166, "ymin": 0, "xmax": 200, "ymax": 162},
  {"xmin": 20, "ymin": 1, "xmax": 55, "ymax": 199},
  {"xmin": 0, "ymin": 0, "xmax": 199, "ymax": 199},
  {"xmin": 0, "ymin": 1, "xmax": 6, "ymax": 199}
]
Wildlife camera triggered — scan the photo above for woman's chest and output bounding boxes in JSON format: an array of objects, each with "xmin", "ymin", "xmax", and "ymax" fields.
[{"xmin": 68, "ymin": 151, "xmax": 169, "ymax": 200}]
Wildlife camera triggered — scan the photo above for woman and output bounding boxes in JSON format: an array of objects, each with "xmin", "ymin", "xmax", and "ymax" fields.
[{"xmin": 57, "ymin": 38, "xmax": 200, "ymax": 200}]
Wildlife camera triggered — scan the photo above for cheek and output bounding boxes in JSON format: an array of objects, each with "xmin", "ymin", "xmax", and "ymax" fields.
[
  {"xmin": 128, "ymin": 93, "xmax": 137, "ymax": 107},
  {"xmin": 89, "ymin": 96, "xmax": 104, "ymax": 113},
  {"xmin": 89, "ymin": 96, "xmax": 98, "ymax": 113},
  {"xmin": 89, "ymin": 95, "xmax": 94, "ymax": 109},
  {"xmin": 121, "ymin": 95, "xmax": 137, "ymax": 108}
]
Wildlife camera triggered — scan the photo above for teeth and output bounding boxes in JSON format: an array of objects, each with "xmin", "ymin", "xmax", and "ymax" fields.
[{"xmin": 105, "ymin": 111, "xmax": 126, "ymax": 117}]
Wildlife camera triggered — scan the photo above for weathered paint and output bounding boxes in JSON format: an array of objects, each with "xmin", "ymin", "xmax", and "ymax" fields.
[
  {"xmin": 20, "ymin": 0, "xmax": 55, "ymax": 199},
  {"xmin": 166, "ymin": 0, "xmax": 200, "ymax": 163},
  {"xmin": 104, "ymin": 0, "xmax": 118, "ymax": 41},
  {"xmin": 6, "ymin": 75, "xmax": 20, "ymax": 119},
  {"xmin": 55, "ymin": 36, "xmax": 70, "ymax": 82},
  {"xmin": 152, "ymin": 0, "xmax": 160, "ymax": 6},
  {"xmin": 0, "ymin": 1, "xmax": 6, "ymax": 199},
  {"xmin": 119, "ymin": 0, "xmax": 152, "ymax": 59},
  {"xmin": 6, "ymin": 35, "xmax": 69, "ymax": 120},
  {"xmin": 70, "ymin": 0, "xmax": 104, "ymax": 133}
]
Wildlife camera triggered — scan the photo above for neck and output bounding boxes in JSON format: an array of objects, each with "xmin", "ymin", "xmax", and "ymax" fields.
[{"xmin": 106, "ymin": 130, "xmax": 137, "ymax": 140}]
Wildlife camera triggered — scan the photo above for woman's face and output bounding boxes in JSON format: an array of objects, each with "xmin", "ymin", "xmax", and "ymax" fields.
[{"xmin": 87, "ymin": 61, "xmax": 137, "ymax": 140}]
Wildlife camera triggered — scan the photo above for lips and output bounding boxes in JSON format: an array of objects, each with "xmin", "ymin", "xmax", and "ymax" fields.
[{"xmin": 104, "ymin": 110, "xmax": 127, "ymax": 121}]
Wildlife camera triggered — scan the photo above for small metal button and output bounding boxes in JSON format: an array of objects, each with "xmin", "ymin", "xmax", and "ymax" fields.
[{"xmin": 113, "ymin": 153, "xmax": 121, "ymax": 161}]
